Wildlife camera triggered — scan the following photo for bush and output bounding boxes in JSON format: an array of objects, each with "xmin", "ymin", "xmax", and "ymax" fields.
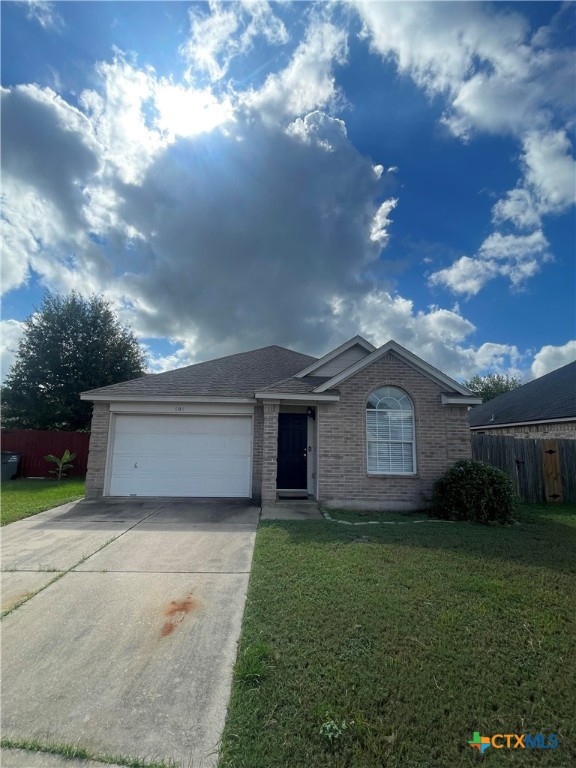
[{"xmin": 432, "ymin": 459, "xmax": 518, "ymax": 524}]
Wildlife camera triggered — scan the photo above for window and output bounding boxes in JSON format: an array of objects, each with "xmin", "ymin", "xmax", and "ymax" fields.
[{"xmin": 366, "ymin": 386, "xmax": 415, "ymax": 474}]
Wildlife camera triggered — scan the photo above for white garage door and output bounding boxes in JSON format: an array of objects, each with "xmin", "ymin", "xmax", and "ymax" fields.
[{"xmin": 108, "ymin": 415, "xmax": 252, "ymax": 497}]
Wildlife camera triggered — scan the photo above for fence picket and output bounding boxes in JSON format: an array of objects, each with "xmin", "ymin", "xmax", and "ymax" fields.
[{"xmin": 471, "ymin": 434, "xmax": 575, "ymax": 503}]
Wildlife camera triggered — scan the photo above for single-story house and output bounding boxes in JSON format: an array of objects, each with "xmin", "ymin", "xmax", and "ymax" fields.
[
  {"xmin": 81, "ymin": 336, "xmax": 480, "ymax": 509},
  {"xmin": 469, "ymin": 361, "xmax": 576, "ymax": 439}
]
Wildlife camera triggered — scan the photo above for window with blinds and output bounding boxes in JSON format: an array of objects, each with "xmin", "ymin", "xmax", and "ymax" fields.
[{"xmin": 366, "ymin": 386, "xmax": 415, "ymax": 474}]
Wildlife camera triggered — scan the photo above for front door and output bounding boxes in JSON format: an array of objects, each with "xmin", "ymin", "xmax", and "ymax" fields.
[{"xmin": 277, "ymin": 413, "xmax": 307, "ymax": 489}]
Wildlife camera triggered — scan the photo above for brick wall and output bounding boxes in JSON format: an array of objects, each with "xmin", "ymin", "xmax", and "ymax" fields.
[
  {"xmin": 473, "ymin": 422, "xmax": 576, "ymax": 439},
  {"xmin": 251, "ymin": 405, "xmax": 264, "ymax": 500},
  {"xmin": 261, "ymin": 402, "xmax": 279, "ymax": 501},
  {"xmin": 316, "ymin": 351, "xmax": 472, "ymax": 510},
  {"xmin": 85, "ymin": 402, "xmax": 110, "ymax": 497}
]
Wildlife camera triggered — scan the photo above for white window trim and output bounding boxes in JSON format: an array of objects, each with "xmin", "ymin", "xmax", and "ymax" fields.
[{"xmin": 366, "ymin": 387, "xmax": 417, "ymax": 476}]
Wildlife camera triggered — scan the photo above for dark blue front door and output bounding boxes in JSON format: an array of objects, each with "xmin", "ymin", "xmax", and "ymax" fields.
[{"xmin": 277, "ymin": 414, "xmax": 307, "ymax": 489}]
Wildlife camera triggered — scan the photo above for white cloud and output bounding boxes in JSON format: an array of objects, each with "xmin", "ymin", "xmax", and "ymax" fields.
[
  {"xmin": 0, "ymin": 320, "xmax": 25, "ymax": 381},
  {"xmin": 25, "ymin": 0, "xmax": 62, "ymax": 31},
  {"xmin": 246, "ymin": 19, "xmax": 347, "ymax": 120},
  {"xmin": 492, "ymin": 188, "xmax": 541, "ymax": 230},
  {"xmin": 1, "ymin": 4, "xmax": 570, "ymax": 389},
  {"xmin": 80, "ymin": 56, "xmax": 165, "ymax": 185},
  {"xmin": 531, "ymin": 340, "xmax": 576, "ymax": 379},
  {"xmin": 1, "ymin": 85, "xmax": 103, "ymax": 296},
  {"xmin": 429, "ymin": 231, "xmax": 551, "ymax": 296},
  {"xmin": 182, "ymin": 0, "xmax": 288, "ymax": 83},
  {"xmin": 328, "ymin": 290, "xmax": 521, "ymax": 380},
  {"xmin": 354, "ymin": 1, "xmax": 575, "ymax": 295},
  {"xmin": 522, "ymin": 130, "xmax": 576, "ymax": 215},
  {"xmin": 493, "ymin": 130, "xmax": 576, "ymax": 229}
]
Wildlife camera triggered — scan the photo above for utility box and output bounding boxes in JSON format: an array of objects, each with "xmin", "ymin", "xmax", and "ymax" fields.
[{"xmin": 1, "ymin": 452, "xmax": 21, "ymax": 481}]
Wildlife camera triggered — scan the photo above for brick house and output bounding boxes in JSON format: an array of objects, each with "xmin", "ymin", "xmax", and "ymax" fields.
[{"xmin": 81, "ymin": 336, "xmax": 480, "ymax": 510}]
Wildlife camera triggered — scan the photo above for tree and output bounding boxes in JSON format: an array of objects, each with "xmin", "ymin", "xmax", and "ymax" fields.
[
  {"xmin": 463, "ymin": 373, "xmax": 522, "ymax": 403},
  {"xmin": 2, "ymin": 292, "xmax": 146, "ymax": 430}
]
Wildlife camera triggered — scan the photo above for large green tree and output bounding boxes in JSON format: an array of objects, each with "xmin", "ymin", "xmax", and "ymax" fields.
[
  {"xmin": 463, "ymin": 373, "xmax": 522, "ymax": 403},
  {"xmin": 2, "ymin": 292, "xmax": 146, "ymax": 430}
]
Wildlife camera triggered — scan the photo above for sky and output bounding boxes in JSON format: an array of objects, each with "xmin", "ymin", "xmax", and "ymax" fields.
[{"xmin": 1, "ymin": 0, "xmax": 575, "ymax": 384}]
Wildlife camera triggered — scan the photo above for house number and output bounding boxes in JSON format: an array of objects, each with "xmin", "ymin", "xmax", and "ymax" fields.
[{"xmin": 175, "ymin": 406, "xmax": 185, "ymax": 412}]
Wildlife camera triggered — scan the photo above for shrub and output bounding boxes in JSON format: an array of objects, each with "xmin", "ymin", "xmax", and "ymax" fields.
[{"xmin": 431, "ymin": 459, "xmax": 518, "ymax": 524}]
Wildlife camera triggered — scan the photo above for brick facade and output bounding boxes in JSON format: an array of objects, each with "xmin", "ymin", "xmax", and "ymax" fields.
[
  {"xmin": 251, "ymin": 405, "xmax": 264, "ymax": 500},
  {"xmin": 316, "ymin": 351, "xmax": 471, "ymax": 510},
  {"xmin": 85, "ymin": 402, "xmax": 110, "ymax": 498},
  {"xmin": 261, "ymin": 402, "xmax": 280, "ymax": 501}
]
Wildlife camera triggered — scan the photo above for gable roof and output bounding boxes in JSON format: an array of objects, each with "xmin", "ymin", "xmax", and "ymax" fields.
[
  {"xmin": 469, "ymin": 360, "xmax": 576, "ymax": 428},
  {"xmin": 313, "ymin": 339, "xmax": 480, "ymax": 400},
  {"xmin": 81, "ymin": 345, "xmax": 316, "ymax": 401},
  {"xmin": 294, "ymin": 335, "xmax": 375, "ymax": 378}
]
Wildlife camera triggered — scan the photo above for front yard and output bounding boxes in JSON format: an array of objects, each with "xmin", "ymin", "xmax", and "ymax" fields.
[
  {"xmin": 220, "ymin": 504, "xmax": 576, "ymax": 767},
  {"xmin": 1, "ymin": 478, "xmax": 86, "ymax": 525}
]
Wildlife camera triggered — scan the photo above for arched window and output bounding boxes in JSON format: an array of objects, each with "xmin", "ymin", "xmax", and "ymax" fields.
[{"xmin": 366, "ymin": 386, "xmax": 415, "ymax": 474}]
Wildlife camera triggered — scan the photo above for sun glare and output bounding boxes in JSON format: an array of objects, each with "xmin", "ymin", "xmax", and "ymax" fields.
[{"xmin": 155, "ymin": 84, "xmax": 231, "ymax": 138}]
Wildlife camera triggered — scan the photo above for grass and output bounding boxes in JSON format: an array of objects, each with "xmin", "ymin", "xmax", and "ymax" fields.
[
  {"xmin": 325, "ymin": 508, "xmax": 432, "ymax": 524},
  {"xmin": 220, "ymin": 503, "xmax": 576, "ymax": 768},
  {"xmin": 0, "ymin": 738, "xmax": 176, "ymax": 768},
  {"xmin": 1, "ymin": 477, "xmax": 85, "ymax": 525}
]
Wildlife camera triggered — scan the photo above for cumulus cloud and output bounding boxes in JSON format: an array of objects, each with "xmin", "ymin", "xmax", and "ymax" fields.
[
  {"xmin": 246, "ymin": 19, "xmax": 347, "ymax": 120},
  {"xmin": 429, "ymin": 231, "xmax": 552, "ymax": 296},
  {"xmin": 493, "ymin": 130, "xmax": 576, "ymax": 229},
  {"xmin": 354, "ymin": 1, "xmax": 575, "ymax": 295},
  {"xmin": 1, "ymin": 4, "xmax": 570, "ymax": 386},
  {"xmin": 1, "ymin": 85, "xmax": 103, "ymax": 296},
  {"xmin": 110, "ymin": 109, "xmax": 390, "ymax": 355},
  {"xmin": 531, "ymin": 340, "xmax": 576, "ymax": 379},
  {"xmin": 0, "ymin": 320, "xmax": 25, "ymax": 381},
  {"xmin": 328, "ymin": 290, "xmax": 520, "ymax": 380}
]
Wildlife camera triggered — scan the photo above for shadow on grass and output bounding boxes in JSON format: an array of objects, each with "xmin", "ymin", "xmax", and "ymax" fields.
[{"xmin": 262, "ymin": 504, "xmax": 576, "ymax": 574}]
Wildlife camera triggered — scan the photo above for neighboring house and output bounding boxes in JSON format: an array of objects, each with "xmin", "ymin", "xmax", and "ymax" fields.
[
  {"xmin": 81, "ymin": 336, "xmax": 480, "ymax": 509},
  {"xmin": 469, "ymin": 361, "xmax": 576, "ymax": 439}
]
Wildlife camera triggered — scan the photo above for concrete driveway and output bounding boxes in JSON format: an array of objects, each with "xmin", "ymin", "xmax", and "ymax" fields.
[{"xmin": 1, "ymin": 498, "xmax": 259, "ymax": 768}]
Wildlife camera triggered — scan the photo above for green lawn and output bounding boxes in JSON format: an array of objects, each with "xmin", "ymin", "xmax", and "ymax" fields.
[
  {"xmin": 220, "ymin": 504, "xmax": 576, "ymax": 767},
  {"xmin": 326, "ymin": 508, "xmax": 431, "ymax": 524},
  {"xmin": 1, "ymin": 478, "xmax": 86, "ymax": 525}
]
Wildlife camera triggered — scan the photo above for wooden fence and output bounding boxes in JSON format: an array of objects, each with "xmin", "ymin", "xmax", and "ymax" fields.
[
  {"xmin": 1, "ymin": 430, "xmax": 90, "ymax": 478},
  {"xmin": 471, "ymin": 434, "xmax": 576, "ymax": 503}
]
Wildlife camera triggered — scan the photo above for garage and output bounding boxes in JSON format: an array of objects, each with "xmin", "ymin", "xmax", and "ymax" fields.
[{"xmin": 107, "ymin": 414, "xmax": 252, "ymax": 497}]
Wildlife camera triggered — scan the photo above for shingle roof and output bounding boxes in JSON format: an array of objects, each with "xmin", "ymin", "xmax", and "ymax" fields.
[
  {"xmin": 469, "ymin": 361, "xmax": 576, "ymax": 427},
  {"xmin": 82, "ymin": 345, "xmax": 317, "ymax": 399},
  {"xmin": 256, "ymin": 375, "xmax": 337, "ymax": 395}
]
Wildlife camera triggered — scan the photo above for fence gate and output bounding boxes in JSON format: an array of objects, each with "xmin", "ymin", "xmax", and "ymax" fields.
[
  {"xmin": 541, "ymin": 440, "xmax": 563, "ymax": 503},
  {"xmin": 471, "ymin": 434, "xmax": 576, "ymax": 504}
]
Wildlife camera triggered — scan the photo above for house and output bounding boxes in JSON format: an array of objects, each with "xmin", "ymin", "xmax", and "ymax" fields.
[
  {"xmin": 469, "ymin": 361, "xmax": 576, "ymax": 439},
  {"xmin": 81, "ymin": 336, "xmax": 480, "ymax": 510}
]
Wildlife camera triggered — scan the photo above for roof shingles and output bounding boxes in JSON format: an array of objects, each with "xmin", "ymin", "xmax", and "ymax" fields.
[
  {"xmin": 469, "ymin": 361, "xmax": 576, "ymax": 427},
  {"xmin": 82, "ymin": 345, "xmax": 317, "ymax": 400}
]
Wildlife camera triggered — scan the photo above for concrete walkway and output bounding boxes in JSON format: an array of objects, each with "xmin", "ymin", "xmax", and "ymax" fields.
[{"xmin": 1, "ymin": 498, "xmax": 259, "ymax": 768}]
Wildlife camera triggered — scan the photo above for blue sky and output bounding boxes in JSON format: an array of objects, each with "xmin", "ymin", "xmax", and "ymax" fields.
[{"xmin": 2, "ymin": 0, "xmax": 575, "ymax": 382}]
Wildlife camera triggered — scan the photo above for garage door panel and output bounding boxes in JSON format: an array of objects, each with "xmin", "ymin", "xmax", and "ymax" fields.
[
  {"xmin": 112, "ymin": 434, "xmax": 251, "ymax": 456},
  {"xmin": 114, "ymin": 415, "xmax": 251, "ymax": 437},
  {"xmin": 108, "ymin": 415, "xmax": 252, "ymax": 497},
  {"xmin": 111, "ymin": 455, "xmax": 251, "ymax": 476},
  {"xmin": 109, "ymin": 476, "xmax": 250, "ymax": 497}
]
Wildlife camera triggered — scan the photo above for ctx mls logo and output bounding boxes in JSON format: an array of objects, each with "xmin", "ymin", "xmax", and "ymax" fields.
[{"xmin": 468, "ymin": 731, "xmax": 559, "ymax": 753}]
